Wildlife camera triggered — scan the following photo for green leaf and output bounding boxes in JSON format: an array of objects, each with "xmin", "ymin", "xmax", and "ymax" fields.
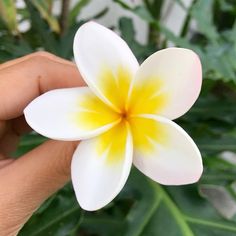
[
  {"xmin": 14, "ymin": 133, "xmax": 47, "ymax": 157},
  {"xmin": 119, "ymin": 17, "xmax": 155, "ymax": 61},
  {"xmin": 69, "ymin": 0, "xmax": 91, "ymax": 25},
  {"xmin": 124, "ymin": 169, "xmax": 236, "ymax": 236},
  {"xmin": 191, "ymin": 0, "xmax": 218, "ymax": 42},
  {"xmin": 132, "ymin": 5, "xmax": 154, "ymax": 22},
  {"xmin": 143, "ymin": 0, "xmax": 164, "ymax": 19},
  {"xmin": 0, "ymin": 0, "xmax": 18, "ymax": 34},
  {"xmin": 25, "ymin": 1, "xmax": 59, "ymax": 53},
  {"xmin": 81, "ymin": 215, "xmax": 126, "ymax": 235},
  {"xmin": 113, "ymin": 0, "xmax": 132, "ymax": 10},
  {"xmin": 114, "ymin": 0, "xmax": 155, "ymax": 22},
  {"xmin": 31, "ymin": 0, "xmax": 60, "ymax": 33},
  {"xmin": 200, "ymin": 184, "xmax": 236, "ymax": 220},
  {"xmin": 92, "ymin": 7, "xmax": 109, "ymax": 19},
  {"xmin": 159, "ymin": 25, "xmax": 203, "ymax": 54}
]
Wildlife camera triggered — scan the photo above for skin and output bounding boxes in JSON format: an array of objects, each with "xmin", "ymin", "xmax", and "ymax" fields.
[{"xmin": 0, "ymin": 52, "xmax": 85, "ymax": 235}]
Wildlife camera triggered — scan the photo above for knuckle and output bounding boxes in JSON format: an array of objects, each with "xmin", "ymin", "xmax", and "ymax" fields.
[
  {"xmin": 26, "ymin": 51, "xmax": 56, "ymax": 69},
  {"xmin": 30, "ymin": 51, "xmax": 55, "ymax": 60},
  {"xmin": 24, "ymin": 52, "xmax": 56, "ymax": 90}
]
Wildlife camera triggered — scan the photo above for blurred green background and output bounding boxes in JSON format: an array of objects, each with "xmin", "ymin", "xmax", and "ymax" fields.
[{"xmin": 2, "ymin": 0, "xmax": 236, "ymax": 235}]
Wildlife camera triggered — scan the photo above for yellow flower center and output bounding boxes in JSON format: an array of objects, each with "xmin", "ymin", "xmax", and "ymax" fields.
[
  {"xmin": 73, "ymin": 65, "xmax": 169, "ymax": 164},
  {"xmin": 120, "ymin": 110, "xmax": 128, "ymax": 120}
]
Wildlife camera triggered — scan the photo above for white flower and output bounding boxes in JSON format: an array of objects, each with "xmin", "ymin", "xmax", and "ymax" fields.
[{"xmin": 24, "ymin": 22, "xmax": 203, "ymax": 211}]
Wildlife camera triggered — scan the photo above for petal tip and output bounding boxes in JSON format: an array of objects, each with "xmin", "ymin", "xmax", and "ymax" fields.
[
  {"xmin": 75, "ymin": 195, "xmax": 106, "ymax": 211},
  {"xmin": 160, "ymin": 157, "xmax": 203, "ymax": 186},
  {"xmin": 72, "ymin": 177, "xmax": 114, "ymax": 211}
]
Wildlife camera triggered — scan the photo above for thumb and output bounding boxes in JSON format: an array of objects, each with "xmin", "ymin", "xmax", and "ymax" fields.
[{"xmin": 0, "ymin": 140, "xmax": 78, "ymax": 235}]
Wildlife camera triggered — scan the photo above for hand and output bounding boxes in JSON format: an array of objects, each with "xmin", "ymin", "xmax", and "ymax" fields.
[{"xmin": 0, "ymin": 52, "xmax": 84, "ymax": 235}]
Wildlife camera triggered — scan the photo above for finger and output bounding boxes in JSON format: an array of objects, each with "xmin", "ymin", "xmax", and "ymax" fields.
[
  {"xmin": 0, "ymin": 159, "xmax": 14, "ymax": 169},
  {"xmin": 0, "ymin": 117, "xmax": 29, "ymax": 158},
  {"xmin": 0, "ymin": 140, "xmax": 78, "ymax": 235},
  {"xmin": 0, "ymin": 51, "xmax": 75, "ymax": 70},
  {"xmin": 0, "ymin": 52, "xmax": 85, "ymax": 120}
]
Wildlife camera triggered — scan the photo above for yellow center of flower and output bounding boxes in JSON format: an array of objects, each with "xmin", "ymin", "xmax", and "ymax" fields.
[
  {"xmin": 120, "ymin": 110, "xmax": 128, "ymax": 120},
  {"xmin": 73, "ymin": 66, "xmax": 169, "ymax": 164}
]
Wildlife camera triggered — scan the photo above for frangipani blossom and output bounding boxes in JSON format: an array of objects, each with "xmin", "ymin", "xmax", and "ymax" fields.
[{"xmin": 24, "ymin": 22, "xmax": 203, "ymax": 211}]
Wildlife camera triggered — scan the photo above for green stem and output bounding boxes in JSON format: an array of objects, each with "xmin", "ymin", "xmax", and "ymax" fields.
[
  {"xmin": 180, "ymin": 0, "xmax": 197, "ymax": 37},
  {"xmin": 185, "ymin": 216, "xmax": 236, "ymax": 232},
  {"xmin": 60, "ymin": 0, "xmax": 70, "ymax": 35},
  {"xmin": 153, "ymin": 184, "xmax": 195, "ymax": 236}
]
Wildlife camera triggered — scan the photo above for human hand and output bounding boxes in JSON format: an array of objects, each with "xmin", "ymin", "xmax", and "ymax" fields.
[{"xmin": 0, "ymin": 52, "xmax": 84, "ymax": 235}]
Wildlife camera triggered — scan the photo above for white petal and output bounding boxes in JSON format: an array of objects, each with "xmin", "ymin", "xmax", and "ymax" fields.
[
  {"xmin": 71, "ymin": 122, "xmax": 133, "ymax": 211},
  {"xmin": 73, "ymin": 22, "xmax": 139, "ymax": 111},
  {"xmin": 130, "ymin": 114, "xmax": 203, "ymax": 185},
  {"xmin": 129, "ymin": 48, "xmax": 202, "ymax": 120},
  {"xmin": 24, "ymin": 87, "xmax": 120, "ymax": 141}
]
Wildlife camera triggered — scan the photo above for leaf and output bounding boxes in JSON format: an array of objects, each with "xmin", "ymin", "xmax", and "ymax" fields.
[
  {"xmin": 14, "ymin": 133, "xmax": 47, "ymax": 157},
  {"xmin": 191, "ymin": 0, "xmax": 218, "ymax": 42},
  {"xmin": 0, "ymin": 0, "xmax": 18, "ymax": 34},
  {"xmin": 31, "ymin": 0, "xmax": 60, "ymax": 33},
  {"xmin": 57, "ymin": 23, "xmax": 82, "ymax": 58},
  {"xmin": 69, "ymin": 0, "xmax": 91, "ymax": 25},
  {"xmin": 181, "ymin": 102, "xmax": 236, "ymax": 155},
  {"xmin": 113, "ymin": 0, "xmax": 132, "ymax": 10},
  {"xmin": 143, "ymin": 0, "xmax": 164, "ymax": 19},
  {"xmin": 81, "ymin": 215, "xmax": 126, "ymax": 235},
  {"xmin": 200, "ymin": 184, "xmax": 236, "ymax": 220},
  {"xmin": 114, "ymin": 0, "xmax": 154, "ymax": 23},
  {"xmin": 132, "ymin": 5, "xmax": 154, "ymax": 22},
  {"xmin": 119, "ymin": 17, "xmax": 155, "ymax": 61},
  {"xmin": 123, "ymin": 169, "xmax": 236, "ymax": 236},
  {"xmin": 159, "ymin": 25, "xmax": 203, "ymax": 54},
  {"xmin": 92, "ymin": 7, "xmax": 109, "ymax": 19},
  {"xmin": 202, "ymin": 42, "xmax": 236, "ymax": 82},
  {"xmin": 25, "ymin": 1, "xmax": 59, "ymax": 53}
]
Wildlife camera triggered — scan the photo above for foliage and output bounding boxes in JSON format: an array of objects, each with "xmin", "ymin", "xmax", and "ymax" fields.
[{"xmin": 1, "ymin": 0, "xmax": 236, "ymax": 235}]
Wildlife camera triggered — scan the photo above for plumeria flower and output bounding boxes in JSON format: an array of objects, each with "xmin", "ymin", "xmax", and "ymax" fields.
[{"xmin": 24, "ymin": 22, "xmax": 203, "ymax": 211}]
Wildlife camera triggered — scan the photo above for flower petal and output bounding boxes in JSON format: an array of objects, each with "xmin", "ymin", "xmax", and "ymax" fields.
[
  {"xmin": 73, "ymin": 22, "xmax": 139, "ymax": 111},
  {"xmin": 128, "ymin": 48, "xmax": 202, "ymax": 120},
  {"xmin": 24, "ymin": 87, "xmax": 120, "ymax": 141},
  {"xmin": 129, "ymin": 114, "xmax": 202, "ymax": 185},
  {"xmin": 71, "ymin": 121, "xmax": 133, "ymax": 211}
]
